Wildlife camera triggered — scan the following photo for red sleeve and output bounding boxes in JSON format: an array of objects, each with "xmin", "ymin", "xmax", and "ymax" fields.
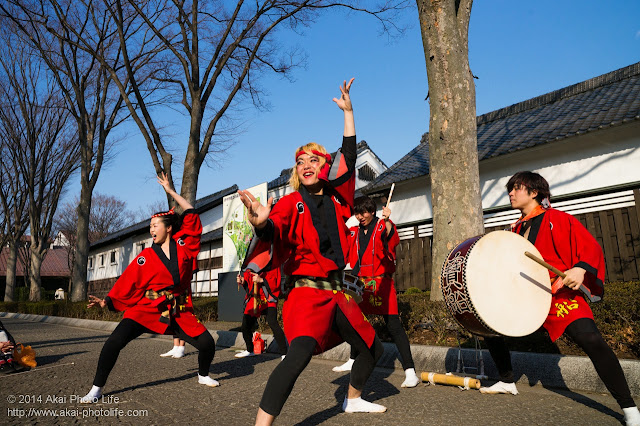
[
  {"xmin": 326, "ymin": 136, "xmax": 356, "ymax": 208},
  {"xmin": 174, "ymin": 210, "xmax": 202, "ymax": 259},
  {"xmin": 105, "ymin": 253, "xmax": 152, "ymax": 312},
  {"xmin": 567, "ymin": 214, "xmax": 605, "ymax": 296},
  {"xmin": 385, "ymin": 221, "xmax": 400, "ymax": 262}
]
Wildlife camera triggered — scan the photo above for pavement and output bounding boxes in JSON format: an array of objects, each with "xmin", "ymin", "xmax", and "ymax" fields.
[{"xmin": 0, "ymin": 312, "xmax": 638, "ymax": 424}]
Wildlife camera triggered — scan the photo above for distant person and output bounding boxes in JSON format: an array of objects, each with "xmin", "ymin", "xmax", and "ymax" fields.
[
  {"xmin": 333, "ymin": 195, "xmax": 419, "ymax": 388},
  {"xmin": 0, "ymin": 320, "xmax": 16, "ymax": 368},
  {"xmin": 80, "ymin": 172, "xmax": 219, "ymax": 403},
  {"xmin": 479, "ymin": 171, "xmax": 640, "ymax": 426},
  {"xmin": 235, "ymin": 268, "xmax": 287, "ymax": 359}
]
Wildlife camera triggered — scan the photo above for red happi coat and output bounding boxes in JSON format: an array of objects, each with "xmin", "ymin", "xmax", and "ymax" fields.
[
  {"xmin": 242, "ymin": 267, "xmax": 281, "ymax": 317},
  {"xmin": 513, "ymin": 208, "xmax": 605, "ymax": 341},
  {"xmin": 244, "ymin": 136, "xmax": 376, "ymax": 354},
  {"xmin": 105, "ymin": 210, "xmax": 207, "ymax": 337},
  {"xmin": 347, "ymin": 218, "xmax": 400, "ymax": 315}
]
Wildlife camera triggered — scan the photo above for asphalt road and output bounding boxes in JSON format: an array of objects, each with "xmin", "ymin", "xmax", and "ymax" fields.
[{"xmin": 0, "ymin": 317, "xmax": 634, "ymax": 425}]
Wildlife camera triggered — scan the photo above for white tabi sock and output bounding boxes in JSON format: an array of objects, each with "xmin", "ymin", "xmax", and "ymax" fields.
[
  {"xmin": 160, "ymin": 346, "xmax": 179, "ymax": 357},
  {"xmin": 401, "ymin": 368, "xmax": 420, "ymax": 388},
  {"xmin": 80, "ymin": 385, "xmax": 102, "ymax": 403},
  {"xmin": 332, "ymin": 358, "xmax": 355, "ymax": 372},
  {"xmin": 198, "ymin": 374, "xmax": 220, "ymax": 387},
  {"xmin": 172, "ymin": 346, "xmax": 185, "ymax": 358},
  {"xmin": 342, "ymin": 397, "xmax": 387, "ymax": 413},
  {"xmin": 623, "ymin": 406, "xmax": 640, "ymax": 426}
]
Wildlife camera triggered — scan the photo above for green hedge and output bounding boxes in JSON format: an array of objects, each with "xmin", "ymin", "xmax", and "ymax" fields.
[{"xmin": 1, "ymin": 282, "xmax": 637, "ymax": 358}]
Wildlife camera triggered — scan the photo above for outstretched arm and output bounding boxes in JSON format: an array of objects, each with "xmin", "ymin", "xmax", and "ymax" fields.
[
  {"xmin": 157, "ymin": 172, "xmax": 194, "ymax": 211},
  {"xmin": 333, "ymin": 78, "xmax": 355, "ymax": 137}
]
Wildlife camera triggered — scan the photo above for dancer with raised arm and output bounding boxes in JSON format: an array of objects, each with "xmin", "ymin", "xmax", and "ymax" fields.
[
  {"xmin": 332, "ymin": 195, "xmax": 420, "ymax": 388},
  {"xmin": 80, "ymin": 173, "xmax": 218, "ymax": 403},
  {"xmin": 239, "ymin": 79, "xmax": 386, "ymax": 426}
]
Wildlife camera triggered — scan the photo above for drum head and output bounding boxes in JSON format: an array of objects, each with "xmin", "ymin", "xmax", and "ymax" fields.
[{"xmin": 465, "ymin": 231, "xmax": 551, "ymax": 337}]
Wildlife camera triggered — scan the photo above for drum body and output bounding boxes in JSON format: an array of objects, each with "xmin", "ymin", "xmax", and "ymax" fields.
[{"xmin": 440, "ymin": 231, "xmax": 551, "ymax": 337}]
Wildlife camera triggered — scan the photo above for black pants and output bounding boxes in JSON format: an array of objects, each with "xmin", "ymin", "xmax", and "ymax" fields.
[
  {"xmin": 484, "ymin": 318, "xmax": 635, "ymax": 409},
  {"xmin": 241, "ymin": 307, "xmax": 288, "ymax": 355},
  {"xmin": 349, "ymin": 314, "xmax": 414, "ymax": 370},
  {"xmin": 259, "ymin": 308, "xmax": 384, "ymax": 416},
  {"xmin": 93, "ymin": 318, "xmax": 216, "ymax": 387}
]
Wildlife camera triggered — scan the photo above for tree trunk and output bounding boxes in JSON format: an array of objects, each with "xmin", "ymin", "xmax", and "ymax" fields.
[
  {"xmin": 3, "ymin": 242, "xmax": 18, "ymax": 302},
  {"xmin": 416, "ymin": 0, "xmax": 483, "ymax": 300},
  {"xmin": 29, "ymin": 246, "xmax": 44, "ymax": 302},
  {"xmin": 71, "ymin": 183, "xmax": 92, "ymax": 301}
]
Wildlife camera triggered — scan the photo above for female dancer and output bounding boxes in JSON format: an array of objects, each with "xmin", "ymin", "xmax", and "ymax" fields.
[
  {"xmin": 239, "ymin": 78, "xmax": 386, "ymax": 426},
  {"xmin": 80, "ymin": 173, "xmax": 218, "ymax": 403}
]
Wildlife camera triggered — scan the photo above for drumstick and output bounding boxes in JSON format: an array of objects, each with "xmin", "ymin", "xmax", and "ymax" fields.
[
  {"xmin": 385, "ymin": 183, "xmax": 395, "ymax": 209},
  {"xmin": 524, "ymin": 251, "xmax": 601, "ymax": 303},
  {"xmin": 420, "ymin": 372, "xmax": 481, "ymax": 389},
  {"xmin": 253, "ymin": 279, "xmax": 259, "ymax": 315}
]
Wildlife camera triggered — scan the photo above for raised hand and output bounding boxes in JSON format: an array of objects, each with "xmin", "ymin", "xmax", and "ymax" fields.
[
  {"xmin": 87, "ymin": 295, "xmax": 106, "ymax": 309},
  {"xmin": 237, "ymin": 189, "xmax": 273, "ymax": 229},
  {"xmin": 157, "ymin": 172, "xmax": 172, "ymax": 193},
  {"xmin": 332, "ymin": 78, "xmax": 354, "ymax": 112},
  {"xmin": 381, "ymin": 206, "xmax": 391, "ymax": 221}
]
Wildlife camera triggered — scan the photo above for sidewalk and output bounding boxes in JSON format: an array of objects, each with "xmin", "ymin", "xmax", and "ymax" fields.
[{"xmin": 2, "ymin": 311, "xmax": 639, "ymax": 396}]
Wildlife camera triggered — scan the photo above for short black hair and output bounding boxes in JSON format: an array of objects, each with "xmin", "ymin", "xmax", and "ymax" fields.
[
  {"xmin": 506, "ymin": 171, "xmax": 551, "ymax": 204},
  {"xmin": 151, "ymin": 210, "xmax": 181, "ymax": 233},
  {"xmin": 354, "ymin": 195, "xmax": 377, "ymax": 215}
]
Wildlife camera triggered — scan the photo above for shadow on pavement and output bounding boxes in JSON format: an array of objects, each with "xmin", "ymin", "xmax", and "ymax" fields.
[{"xmin": 294, "ymin": 366, "xmax": 398, "ymax": 425}]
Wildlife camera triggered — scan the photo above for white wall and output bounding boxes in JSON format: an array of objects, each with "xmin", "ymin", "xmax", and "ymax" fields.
[{"xmin": 385, "ymin": 121, "xmax": 640, "ymax": 227}]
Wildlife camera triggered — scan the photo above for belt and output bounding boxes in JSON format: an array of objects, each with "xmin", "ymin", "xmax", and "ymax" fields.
[
  {"xmin": 292, "ymin": 270, "xmax": 343, "ymax": 292},
  {"xmin": 359, "ymin": 273, "xmax": 393, "ymax": 281},
  {"xmin": 144, "ymin": 290, "xmax": 188, "ymax": 323}
]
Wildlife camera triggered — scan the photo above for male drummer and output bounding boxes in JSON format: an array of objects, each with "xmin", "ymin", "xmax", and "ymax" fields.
[
  {"xmin": 332, "ymin": 196, "xmax": 420, "ymax": 388},
  {"xmin": 480, "ymin": 171, "xmax": 640, "ymax": 426}
]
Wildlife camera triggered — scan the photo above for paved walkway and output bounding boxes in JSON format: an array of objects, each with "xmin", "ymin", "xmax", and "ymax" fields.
[{"xmin": 0, "ymin": 316, "xmax": 636, "ymax": 425}]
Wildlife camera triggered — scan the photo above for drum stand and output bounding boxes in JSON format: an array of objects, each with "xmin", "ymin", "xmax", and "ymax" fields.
[{"xmin": 455, "ymin": 334, "xmax": 488, "ymax": 380}]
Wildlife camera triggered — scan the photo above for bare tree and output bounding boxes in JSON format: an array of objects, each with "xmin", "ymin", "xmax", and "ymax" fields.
[
  {"xmin": 56, "ymin": 192, "xmax": 136, "ymax": 284},
  {"xmin": 47, "ymin": 0, "xmax": 410, "ymax": 208},
  {"xmin": 0, "ymin": 130, "xmax": 30, "ymax": 302},
  {"xmin": 0, "ymin": 38, "xmax": 80, "ymax": 301},
  {"xmin": 416, "ymin": 0, "xmax": 483, "ymax": 299},
  {"xmin": 0, "ymin": 1, "xmax": 148, "ymax": 301}
]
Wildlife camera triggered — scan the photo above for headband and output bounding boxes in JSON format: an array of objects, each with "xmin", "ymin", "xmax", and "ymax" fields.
[
  {"xmin": 151, "ymin": 207, "xmax": 175, "ymax": 218},
  {"xmin": 295, "ymin": 149, "xmax": 332, "ymax": 164}
]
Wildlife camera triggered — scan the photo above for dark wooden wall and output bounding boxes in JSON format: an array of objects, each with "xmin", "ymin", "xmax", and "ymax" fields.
[{"xmin": 393, "ymin": 188, "xmax": 640, "ymax": 291}]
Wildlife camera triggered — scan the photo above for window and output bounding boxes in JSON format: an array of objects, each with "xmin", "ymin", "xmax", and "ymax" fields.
[
  {"xmin": 110, "ymin": 250, "xmax": 117, "ymax": 265},
  {"xmin": 99, "ymin": 254, "xmax": 105, "ymax": 267},
  {"xmin": 88, "ymin": 257, "xmax": 94, "ymax": 270},
  {"xmin": 137, "ymin": 242, "xmax": 146, "ymax": 254},
  {"xmin": 357, "ymin": 164, "xmax": 377, "ymax": 182}
]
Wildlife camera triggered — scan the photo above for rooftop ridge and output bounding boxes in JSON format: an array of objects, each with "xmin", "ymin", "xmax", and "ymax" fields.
[{"xmin": 477, "ymin": 61, "xmax": 640, "ymax": 125}]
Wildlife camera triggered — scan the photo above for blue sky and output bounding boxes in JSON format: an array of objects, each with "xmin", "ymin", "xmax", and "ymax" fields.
[{"xmin": 74, "ymin": 1, "xmax": 640, "ymax": 216}]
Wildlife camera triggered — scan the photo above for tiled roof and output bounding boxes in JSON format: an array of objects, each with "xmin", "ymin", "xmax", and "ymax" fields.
[
  {"xmin": 363, "ymin": 62, "xmax": 640, "ymax": 193},
  {"xmin": 267, "ymin": 140, "xmax": 384, "ymax": 189},
  {"xmin": 201, "ymin": 227, "xmax": 223, "ymax": 244},
  {"xmin": 90, "ymin": 184, "xmax": 238, "ymax": 249},
  {"xmin": 0, "ymin": 247, "xmax": 70, "ymax": 277}
]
